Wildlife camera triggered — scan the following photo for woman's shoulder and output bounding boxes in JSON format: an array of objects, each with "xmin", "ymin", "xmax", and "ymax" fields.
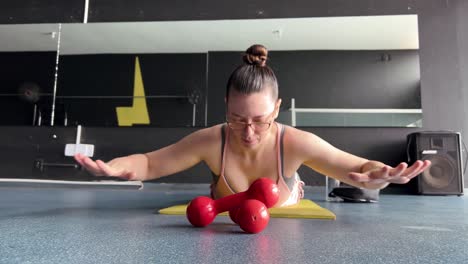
[
  {"xmin": 187, "ymin": 124, "xmax": 225, "ymax": 144},
  {"xmin": 195, "ymin": 123, "xmax": 224, "ymax": 135},
  {"xmin": 279, "ymin": 123, "xmax": 325, "ymax": 149},
  {"xmin": 280, "ymin": 123, "xmax": 314, "ymax": 138}
]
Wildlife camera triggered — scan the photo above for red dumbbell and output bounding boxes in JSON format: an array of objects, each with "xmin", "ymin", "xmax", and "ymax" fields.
[
  {"xmin": 228, "ymin": 178, "xmax": 280, "ymax": 224},
  {"xmin": 186, "ymin": 177, "xmax": 279, "ymax": 227},
  {"xmin": 234, "ymin": 199, "xmax": 270, "ymax": 233}
]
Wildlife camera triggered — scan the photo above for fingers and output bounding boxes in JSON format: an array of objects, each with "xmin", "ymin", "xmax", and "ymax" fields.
[
  {"xmin": 420, "ymin": 160, "xmax": 432, "ymax": 173},
  {"xmin": 388, "ymin": 177, "xmax": 410, "ymax": 184},
  {"xmin": 95, "ymin": 159, "xmax": 117, "ymax": 175},
  {"xmin": 95, "ymin": 160, "xmax": 128, "ymax": 178},
  {"xmin": 348, "ymin": 172, "xmax": 370, "ymax": 182},
  {"xmin": 74, "ymin": 153, "xmax": 87, "ymax": 165},
  {"xmin": 74, "ymin": 153, "xmax": 85, "ymax": 166},
  {"xmin": 348, "ymin": 165, "xmax": 390, "ymax": 182},
  {"xmin": 388, "ymin": 162, "xmax": 408, "ymax": 177},
  {"xmin": 125, "ymin": 171, "xmax": 137, "ymax": 180},
  {"xmin": 74, "ymin": 154, "xmax": 136, "ymax": 180},
  {"xmin": 384, "ymin": 161, "xmax": 425, "ymax": 184},
  {"xmin": 75, "ymin": 153, "xmax": 104, "ymax": 176},
  {"xmin": 402, "ymin": 160, "xmax": 423, "ymax": 177},
  {"xmin": 96, "ymin": 159, "xmax": 138, "ymax": 180},
  {"xmin": 348, "ymin": 160, "xmax": 432, "ymax": 185},
  {"xmin": 368, "ymin": 165, "xmax": 392, "ymax": 181},
  {"xmin": 386, "ymin": 160, "xmax": 431, "ymax": 184},
  {"xmin": 405, "ymin": 160, "xmax": 432, "ymax": 180}
]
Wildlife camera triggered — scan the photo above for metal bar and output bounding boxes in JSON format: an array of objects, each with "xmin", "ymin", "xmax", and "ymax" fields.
[
  {"xmin": 50, "ymin": 23, "xmax": 62, "ymax": 126},
  {"xmin": 192, "ymin": 103, "xmax": 196, "ymax": 127},
  {"xmin": 53, "ymin": 95, "xmax": 189, "ymax": 99},
  {"xmin": 35, "ymin": 159, "xmax": 80, "ymax": 172},
  {"xmin": 291, "ymin": 98, "xmax": 296, "ymax": 127},
  {"xmin": 0, "ymin": 93, "xmax": 54, "ymax": 97},
  {"xmin": 0, "ymin": 94, "xmax": 189, "ymax": 99},
  {"xmin": 76, "ymin": 125, "xmax": 82, "ymax": 145},
  {"xmin": 37, "ymin": 110, "xmax": 42, "ymax": 126},
  {"xmin": 83, "ymin": 0, "xmax": 89, "ymax": 23},
  {"xmin": 289, "ymin": 108, "xmax": 423, "ymax": 114},
  {"xmin": 32, "ymin": 104, "xmax": 37, "ymax": 126},
  {"xmin": 0, "ymin": 178, "xmax": 144, "ymax": 190},
  {"xmin": 204, "ymin": 52, "xmax": 209, "ymax": 127},
  {"xmin": 42, "ymin": 163, "xmax": 79, "ymax": 169}
]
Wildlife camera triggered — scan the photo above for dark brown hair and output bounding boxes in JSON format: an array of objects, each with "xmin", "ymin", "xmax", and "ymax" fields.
[{"xmin": 225, "ymin": 44, "xmax": 278, "ymax": 102}]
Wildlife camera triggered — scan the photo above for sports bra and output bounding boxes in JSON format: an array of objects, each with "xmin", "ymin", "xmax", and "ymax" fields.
[{"xmin": 210, "ymin": 122, "xmax": 304, "ymax": 207}]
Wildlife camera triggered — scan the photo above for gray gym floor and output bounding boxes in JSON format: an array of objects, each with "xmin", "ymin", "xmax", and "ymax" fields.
[{"xmin": 0, "ymin": 183, "xmax": 467, "ymax": 264}]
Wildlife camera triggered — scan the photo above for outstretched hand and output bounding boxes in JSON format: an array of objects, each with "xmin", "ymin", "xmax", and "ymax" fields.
[
  {"xmin": 74, "ymin": 153, "xmax": 137, "ymax": 180},
  {"xmin": 348, "ymin": 160, "xmax": 431, "ymax": 185}
]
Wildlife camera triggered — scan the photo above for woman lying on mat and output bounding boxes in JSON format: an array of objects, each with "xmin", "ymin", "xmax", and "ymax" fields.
[{"xmin": 75, "ymin": 44, "xmax": 431, "ymax": 207}]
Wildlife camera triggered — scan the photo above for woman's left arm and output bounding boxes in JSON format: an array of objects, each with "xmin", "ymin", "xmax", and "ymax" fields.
[{"xmin": 290, "ymin": 128, "xmax": 431, "ymax": 190}]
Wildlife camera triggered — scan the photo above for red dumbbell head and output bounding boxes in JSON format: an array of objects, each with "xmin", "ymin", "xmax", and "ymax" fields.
[
  {"xmin": 247, "ymin": 178, "xmax": 280, "ymax": 208},
  {"xmin": 229, "ymin": 208, "xmax": 238, "ymax": 224},
  {"xmin": 236, "ymin": 199, "xmax": 270, "ymax": 234},
  {"xmin": 186, "ymin": 196, "xmax": 217, "ymax": 227},
  {"xmin": 229, "ymin": 178, "xmax": 279, "ymax": 224}
]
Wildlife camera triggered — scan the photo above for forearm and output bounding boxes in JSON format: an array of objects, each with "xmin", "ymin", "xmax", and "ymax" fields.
[{"xmin": 105, "ymin": 150, "xmax": 195, "ymax": 182}]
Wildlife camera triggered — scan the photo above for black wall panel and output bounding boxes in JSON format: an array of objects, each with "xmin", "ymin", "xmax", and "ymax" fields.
[
  {"xmin": 0, "ymin": 0, "xmax": 84, "ymax": 24},
  {"xmin": 87, "ymin": 0, "xmax": 420, "ymax": 22},
  {"xmin": 0, "ymin": 52, "xmax": 56, "ymax": 125},
  {"xmin": 207, "ymin": 50, "xmax": 420, "ymax": 125},
  {"xmin": 1, "ymin": 0, "xmax": 467, "ymax": 190},
  {"xmin": 55, "ymin": 53, "xmax": 206, "ymax": 127}
]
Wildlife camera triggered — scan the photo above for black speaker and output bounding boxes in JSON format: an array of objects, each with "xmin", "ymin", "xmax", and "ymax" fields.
[{"xmin": 407, "ymin": 131, "xmax": 464, "ymax": 195}]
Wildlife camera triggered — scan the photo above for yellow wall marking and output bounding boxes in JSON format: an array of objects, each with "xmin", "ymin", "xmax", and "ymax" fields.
[{"xmin": 116, "ymin": 57, "xmax": 150, "ymax": 126}]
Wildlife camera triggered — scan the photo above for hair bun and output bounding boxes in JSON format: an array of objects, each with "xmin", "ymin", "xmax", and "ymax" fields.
[{"xmin": 243, "ymin": 44, "xmax": 268, "ymax": 67}]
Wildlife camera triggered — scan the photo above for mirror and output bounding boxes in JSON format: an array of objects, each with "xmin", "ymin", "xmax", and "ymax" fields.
[
  {"xmin": 203, "ymin": 16, "xmax": 421, "ymax": 127},
  {"xmin": 1, "ymin": 15, "xmax": 421, "ymax": 127},
  {"xmin": 0, "ymin": 23, "xmax": 60, "ymax": 126}
]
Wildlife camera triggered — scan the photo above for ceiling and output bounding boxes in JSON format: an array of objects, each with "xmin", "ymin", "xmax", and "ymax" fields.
[{"xmin": 0, "ymin": 15, "xmax": 419, "ymax": 55}]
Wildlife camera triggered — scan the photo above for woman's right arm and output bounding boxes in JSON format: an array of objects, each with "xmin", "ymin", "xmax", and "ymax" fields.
[{"xmin": 74, "ymin": 127, "xmax": 218, "ymax": 181}]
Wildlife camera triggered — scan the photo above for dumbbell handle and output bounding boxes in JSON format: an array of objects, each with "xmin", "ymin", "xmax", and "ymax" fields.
[
  {"xmin": 212, "ymin": 192, "xmax": 249, "ymax": 213},
  {"xmin": 214, "ymin": 177, "xmax": 279, "ymax": 213}
]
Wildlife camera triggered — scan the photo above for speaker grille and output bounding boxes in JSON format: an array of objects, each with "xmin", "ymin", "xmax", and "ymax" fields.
[{"xmin": 421, "ymin": 155, "xmax": 454, "ymax": 189}]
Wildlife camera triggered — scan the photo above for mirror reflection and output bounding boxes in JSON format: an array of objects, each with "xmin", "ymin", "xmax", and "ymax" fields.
[
  {"xmin": 0, "ymin": 23, "xmax": 60, "ymax": 126},
  {"xmin": 1, "ymin": 15, "xmax": 421, "ymax": 127}
]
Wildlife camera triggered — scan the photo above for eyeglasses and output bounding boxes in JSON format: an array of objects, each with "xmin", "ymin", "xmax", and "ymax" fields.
[
  {"xmin": 226, "ymin": 110, "xmax": 275, "ymax": 132},
  {"xmin": 227, "ymin": 121, "xmax": 272, "ymax": 132}
]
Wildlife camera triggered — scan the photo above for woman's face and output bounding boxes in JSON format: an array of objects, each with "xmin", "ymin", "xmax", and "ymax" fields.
[{"xmin": 226, "ymin": 89, "xmax": 280, "ymax": 148}]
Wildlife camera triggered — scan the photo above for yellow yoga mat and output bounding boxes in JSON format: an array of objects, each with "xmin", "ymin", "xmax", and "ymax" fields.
[{"xmin": 158, "ymin": 199, "xmax": 336, "ymax": 220}]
